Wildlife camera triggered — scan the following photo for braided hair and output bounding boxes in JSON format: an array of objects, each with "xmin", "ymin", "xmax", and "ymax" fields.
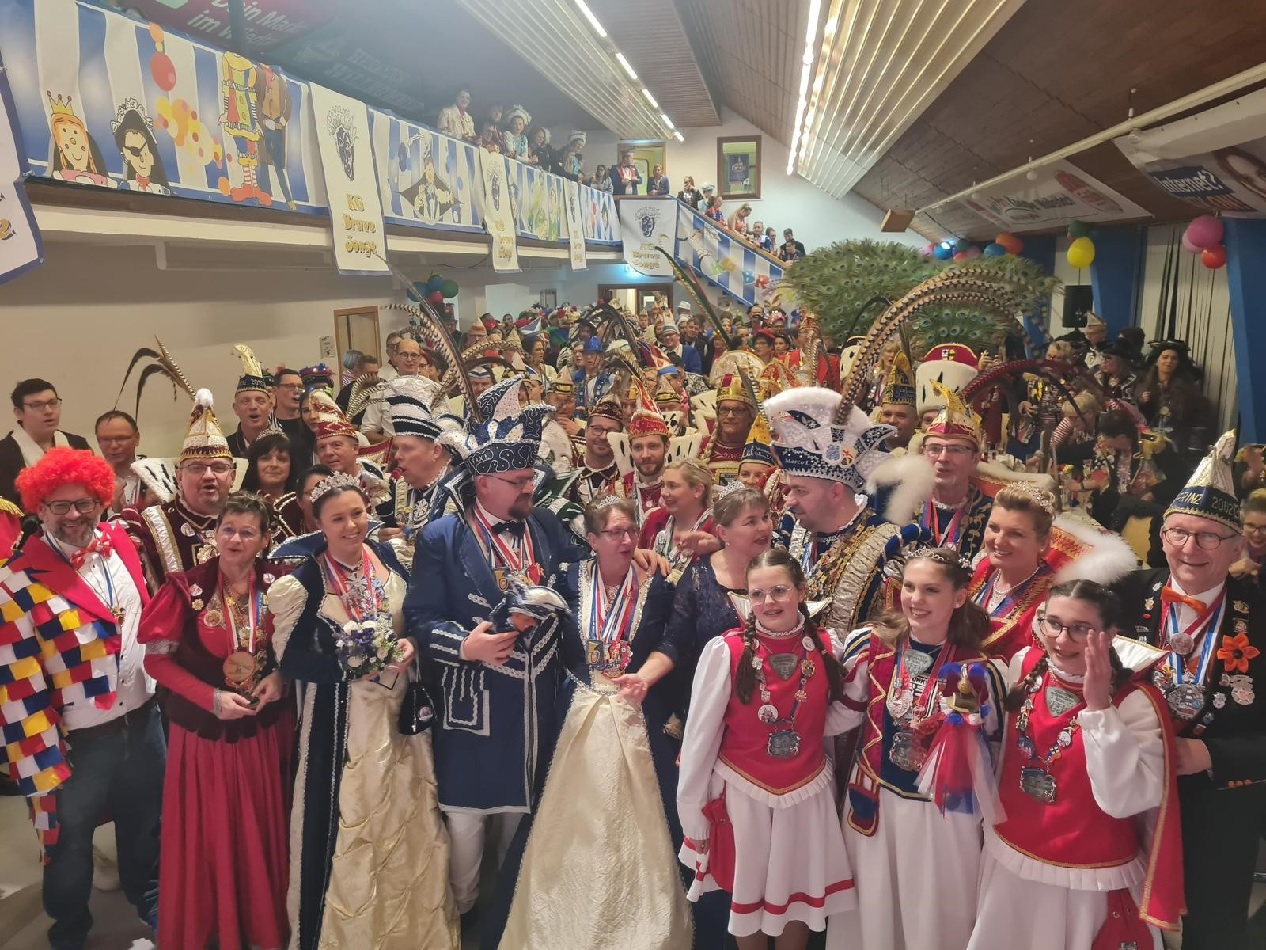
[{"xmin": 735, "ymin": 548, "xmax": 845, "ymax": 705}]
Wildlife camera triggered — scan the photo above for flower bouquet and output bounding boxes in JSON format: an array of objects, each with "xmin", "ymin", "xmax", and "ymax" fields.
[{"xmin": 335, "ymin": 615, "xmax": 406, "ymax": 680}]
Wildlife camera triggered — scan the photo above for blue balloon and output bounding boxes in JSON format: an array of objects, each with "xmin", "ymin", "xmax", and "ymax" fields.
[
  {"xmin": 934, "ymin": 245, "xmax": 953, "ymax": 261},
  {"xmin": 983, "ymin": 243, "xmax": 1006, "ymax": 257},
  {"xmin": 426, "ymin": 275, "xmax": 445, "ymax": 293}
]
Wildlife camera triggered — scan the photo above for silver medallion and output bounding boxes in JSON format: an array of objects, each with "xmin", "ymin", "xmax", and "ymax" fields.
[
  {"xmin": 767, "ymin": 727, "xmax": 801, "ymax": 759},
  {"xmin": 1168, "ymin": 632, "xmax": 1195, "ymax": 656},
  {"xmin": 886, "ymin": 690, "xmax": 913, "ymax": 720},
  {"xmin": 904, "ymin": 649, "xmax": 934, "ymax": 677},
  {"xmin": 768, "ymin": 652, "xmax": 798, "ymax": 681},
  {"xmin": 1166, "ymin": 683, "xmax": 1205, "ymax": 720},
  {"xmin": 1020, "ymin": 766, "xmax": 1057, "ymax": 804},
  {"xmin": 757, "ymin": 703, "xmax": 779, "ymax": 724},
  {"xmin": 888, "ymin": 730, "xmax": 927, "ymax": 772},
  {"xmin": 802, "ymin": 635, "xmax": 816, "ymax": 652},
  {"xmin": 1044, "ymin": 686, "xmax": 1080, "ymax": 717}
]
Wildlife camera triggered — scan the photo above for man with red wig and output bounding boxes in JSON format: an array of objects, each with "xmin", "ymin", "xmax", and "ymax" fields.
[{"xmin": 0, "ymin": 447, "xmax": 161, "ymax": 949}]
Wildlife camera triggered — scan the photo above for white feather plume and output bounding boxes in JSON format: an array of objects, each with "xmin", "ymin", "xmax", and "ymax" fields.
[
  {"xmin": 194, "ymin": 388, "xmax": 214, "ymax": 409},
  {"xmin": 1052, "ymin": 513, "xmax": 1139, "ymax": 584},
  {"xmin": 866, "ymin": 452, "xmax": 935, "ymax": 524}
]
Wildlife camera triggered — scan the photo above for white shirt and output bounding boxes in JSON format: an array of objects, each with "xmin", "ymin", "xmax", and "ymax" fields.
[
  {"xmin": 1167, "ymin": 577, "xmax": 1225, "ymax": 648},
  {"xmin": 48, "ymin": 532, "xmax": 153, "ymax": 731}
]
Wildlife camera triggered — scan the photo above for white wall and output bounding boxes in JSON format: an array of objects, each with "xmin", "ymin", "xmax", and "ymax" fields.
[{"xmin": 583, "ymin": 109, "xmax": 925, "ymax": 253}]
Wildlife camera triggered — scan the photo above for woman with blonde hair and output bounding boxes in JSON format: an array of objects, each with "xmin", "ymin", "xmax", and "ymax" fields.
[{"xmin": 639, "ymin": 459, "xmax": 717, "ymax": 583}]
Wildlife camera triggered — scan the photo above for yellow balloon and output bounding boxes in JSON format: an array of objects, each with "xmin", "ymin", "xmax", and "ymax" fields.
[{"xmin": 1066, "ymin": 236, "xmax": 1096, "ymax": 270}]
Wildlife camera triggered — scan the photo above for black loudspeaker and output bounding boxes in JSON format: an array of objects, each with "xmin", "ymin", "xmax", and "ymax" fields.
[{"xmin": 1062, "ymin": 285, "xmax": 1094, "ymax": 328}]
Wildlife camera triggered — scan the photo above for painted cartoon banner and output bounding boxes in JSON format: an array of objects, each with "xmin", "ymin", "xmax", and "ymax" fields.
[
  {"xmin": 0, "ymin": 0, "xmax": 325, "ymax": 211},
  {"xmin": 564, "ymin": 179, "xmax": 586, "ymax": 270},
  {"xmin": 504, "ymin": 160, "xmax": 565, "ymax": 241},
  {"xmin": 310, "ymin": 84, "xmax": 387, "ymax": 275},
  {"xmin": 674, "ymin": 201, "xmax": 784, "ymax": 308},
  {"xmin": 578, "ymin": 181, "xmax": 619, "ymax": 244},
  {"xmin": 92, "ymin": 0, "xmax": 339, "ymax": 53},
  {"xmin": 958, "ymin": 159, "xmax": 1147, "ymax": 232},
  {"xmin": 0, "ymin": 49, "xmax": 42, "ymax": 284},
  {"xmin": 619, "ymin": 196, "xmax": 675, "ymax": 277},
  {"xmin": 479, "ymin": 152, "xmax": 519, "ymax": 273},
  {"xmin": 1114, "ymin": 87, "xmax": 1266, "ymax": 216},
  {"xmin": 371, "ymin": 110, "xmax": 483, "ymax": 233}
]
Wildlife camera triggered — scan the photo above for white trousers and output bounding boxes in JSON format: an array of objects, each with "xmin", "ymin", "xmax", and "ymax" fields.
[{"xmin": 444, "ymin": 811, "xmax": 523, "ymax": 914}]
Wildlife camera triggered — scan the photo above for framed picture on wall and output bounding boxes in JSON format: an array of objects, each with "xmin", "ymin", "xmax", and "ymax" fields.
[
  {"xmin": 617, "ymin": 141, "xmax": 666, "ymax": 192},
  {"xmin": 718, "ymin": 136, "xmax": 761, "ymax": 199}
]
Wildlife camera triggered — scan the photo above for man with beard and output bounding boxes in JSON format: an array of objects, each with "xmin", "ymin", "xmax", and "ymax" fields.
[
  {"xmin": 0, "ymin": 448, "xmax": 161, "ymax": 949},
  {"xmin": 404, "ymin": 377, "xmax": 587, "ymax": 931},
  {"xmin": 122, "ymin": 391, "xmax": 236, "ymax": 589},
  {"xmin": 571, "ymin": 394, "xmax": 623, "ymax": 506},
  {"xmin": 226, "ymin": 344, "xmax": 274, "ymax": 458},
  {"xmin": 765, "ymin": 385, "xmax": 929, "ymax": 631},
  {"xmin": 616, "ymin": 391, "xmax": 675, "ymax": 521},
  {"xmin": 700, "ymin": 374, "xmax": 755, "ymax": 484},
  {"xmin": 1114, "ymin": 433, "xmax": 1266, "ymax": 950}
]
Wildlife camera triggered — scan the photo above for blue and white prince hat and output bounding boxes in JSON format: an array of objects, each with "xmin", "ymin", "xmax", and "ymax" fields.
[
  {"xmin": 764, "ymin": 386, "xmax": 894, "ymax": 492},
  {"xmin": 385, "ymin": 375, "xmax": 462, "ymax": 443},
  {"xmin": 462, "ymin": 376, "xmax": 552, "ymax": 475}
]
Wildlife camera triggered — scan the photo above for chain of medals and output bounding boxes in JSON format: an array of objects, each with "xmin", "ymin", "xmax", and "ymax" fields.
[
  {"xmin": 923, "ymin": 496, "xmax": 968, "ymax": 547},
  {"xmin": 221, "ymin": 576, "xmax": 266, "ymax": 693},
  {"xmin": 321, "ymin": 550, "xmax": 388, "ymax": 622},
  {"xmin": 1157, "ymin": 592, "xmax": 1226, "ymax": 721},
  {"xmin": 884, "ymin": 640, "xmax": 949, "ymax": 772},
  {"xmin": 655, "ymin": 509, "xmax": 710, "ymax": 584},
  {"xmin": 1014, "ymin": 671, "xmax": 1083, "ymax": 804},
  {"xmin": 54, "ymin": 532, "xmax": 126, "ymax": 626},
  {"xmin": 471, "ymin": 504, "xmax": 542, "ymax": 589},
  {"xmin": 978, "ymin": 563, "xmax": 1051, "ymax": 617},
  {"xmin": 585, "ymin": 562, "xmax": 639, "ymax": 674},
  {"xmin": 752, "ymin": 618, "xmax": 818, "ymax": 760},
  {"xmin": 793, "ymin": 505, "xmax": 869, "ymax": 603}
]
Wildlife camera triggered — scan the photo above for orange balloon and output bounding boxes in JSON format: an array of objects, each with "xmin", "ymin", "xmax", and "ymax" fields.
[{"xmin": 148, "ymin": 22, "xmax": 164, "ymax": 46}]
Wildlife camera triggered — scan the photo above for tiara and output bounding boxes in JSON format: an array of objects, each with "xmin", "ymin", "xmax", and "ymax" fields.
[
  {"xmin": 309, "ymin": 472, "xmax": 362, "ymax": 505},
  {"xmin": 1004, "ymin": 480, "xmax": 1058, "ymax": 516},
  {"xmin": 713, "ymin": 481, "xmax": 750, "ymax": 504},
  {"xmin": 885, "ymin": 545, "xmax": 970, "ymax": 578},
  {"xmin": 589, "ymin": 494, "xmax": 625, "ymax": 512}
]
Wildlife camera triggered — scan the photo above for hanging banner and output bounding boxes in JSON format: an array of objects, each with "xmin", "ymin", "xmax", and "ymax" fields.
[
  {"xmin": 563, "ymin": 178, "xmax": 586, "ymax": 270},
  {"xmin": 505, "ymin": 160, "xmax": 565, "ymax": 240},
  {"xmin": 479, "ymin": 152, "xmax": 519, "ymax": 273},
  {"xmin": 959, "ymin": 159, "xmax": 1147, "ymax": 232},
  {"xmin": 674, "ymin": 201, "xmax": 785, "ymax": 308},
  {"xmin": 309, "ymin": 83, "xmax": 387, "ymax": 275},
  {"xmin": 619, "ymin": 196, "xmax": 675, "ymax": 276},
  {"xmin": 98, "ymin": 0, "xmax": 338, "ymax": 52},
  {"xmin": 0, "ymin": 0, "xmax": 325, "ymax": 212},
  {"xmin": 0, "ymin": 49, "xmax": 42, "ymax": 284},
  {"xmin": 1114, "ymin": 87, "xmax": 1266, "ymax": 215},
  {"xmin": 579, "ymin": 182, "xmax": 619, "ymax": 244},
  {"xmin": 370, "ymin": 110, "xmax": 483, "ymax": 233}
]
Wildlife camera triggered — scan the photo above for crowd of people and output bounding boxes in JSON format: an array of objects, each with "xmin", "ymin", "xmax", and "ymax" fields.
[{"xmin": 0, "ymin": 283, "xmax": 1260, "ymax": 950}]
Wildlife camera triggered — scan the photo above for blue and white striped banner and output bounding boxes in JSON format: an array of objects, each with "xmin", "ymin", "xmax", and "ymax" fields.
[
  {"xmin": 674, "ymin": 201, "xmax": 785, "ymax": 307},
  {"xmin": 370, "ymin": 110, "xmax": 483, "ymax": 233}
]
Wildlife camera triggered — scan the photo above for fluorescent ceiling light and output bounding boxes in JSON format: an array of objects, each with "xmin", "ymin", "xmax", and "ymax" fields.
[
  {"xmin": 787, "ymin": 0, "xmax": 823, "ymax": 174},
  {"xmin": 660, "ymin": 113, "xmax": 675, "ymax": 129},
  {"xmin": 615, "ymin": 52, "xmax": 638, "ymax": 80},
  {"xmin": 788, "ymin": 0, "xmax": 1026, "ymax": 196},
  {"xmin": 574, "ymin": 0, "xmax": 607, "ymax": 37},
  {"xmin": 673, "ymin": 130, "xmax": 684, "ymax": 142},
  {"xmin": 642, "ymin": 88, "xmax": 660, "ymax": 109}
]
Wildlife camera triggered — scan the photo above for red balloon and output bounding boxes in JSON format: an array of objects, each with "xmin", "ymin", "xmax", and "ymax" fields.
[
  {"xmin": 150, "ymin": 52, "xmax": 176, "ymax": 92},
  {"xmin": 996, "ymin": 232, "xmax": 1023, "ymax": 255},
  {"xmin": 1201, "ymin": 245, "xmax": 1227, "ymax": 269},
  {"xmin": 952, "ymin": 251, "xmax": 969, "ymax": 262},
  {"xmin": 427, "ymin": 290, "xmax": 445, "ymax": 304}
]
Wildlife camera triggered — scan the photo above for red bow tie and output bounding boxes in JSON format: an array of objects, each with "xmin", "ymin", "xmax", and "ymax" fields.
[
  {"xmin": 1161, "ymin": 587, "xmax": 1205, "ymax": 613},
  {"xmin": 70, "ymin": 533, "xmax": 113, "ymax": 571}
]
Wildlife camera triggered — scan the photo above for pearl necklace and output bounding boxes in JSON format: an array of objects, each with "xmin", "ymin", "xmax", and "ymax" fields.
[{"xmin": 754, "ymin": 616, "xmax": 806, "ymax": 639}]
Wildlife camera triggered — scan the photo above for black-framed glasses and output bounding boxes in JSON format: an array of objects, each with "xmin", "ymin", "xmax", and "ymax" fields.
[
  {"xmin": 1161, "ymin": 526, "xmax": 1237, "ymax": 551},
  {"xmin": 1035, "ymin": 611, "xmax": 1097, "ymax": 640},
  {"xmin": 492, "ymin": 474, "xmax": 534, "ymax": 492},
  {"xmin": 44, "ymin": 499, "xmax": 99, "ymax": 516},
  {"xmin": 182, "ymin": 461, "xmax": 234, "ymax": 476}
]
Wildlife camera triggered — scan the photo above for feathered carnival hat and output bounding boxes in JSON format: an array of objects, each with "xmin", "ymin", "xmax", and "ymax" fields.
[
  {"xmin": 764, "ymin": 386, "xmax": 894, "ymax": 491},
  {"xmin": 741, "ymin": 413, "xmax": 775, "ymax": 467},
  {"xmin": 916, "ymin": 343, "xmax": 979, "ymax": 412},
  {"xmin": 300, "ymin": 364, "xmax": 335, "ymax": 393},
  {"xmin": 627, "ymin": 385, "xmax": 669, "ymax": 440},
  {"xmin": 587, "ymin": 390, "xmax": 626, "ymax": 428},
  {"xmin": 879, "ymin": 350, "xmax": 916, "ymax": 408},
  {"xmin": 925, "ymin": 380, "xmax": 983, "ymax": 445},
  {"xmin": 1165, "ymin": 430, "xmax": 1241, "ymax": 531},
  {"xmin": 179, "ymin": 389, "xmax": 232, "ymax": 463},
  {"xmin": 232, "ymin": 343, "xmax": 272, "ymax": 395},
  {"xmin": 715, "ymin": 373, "xmax": 757, "ymax": 409},
  {"xmin": 308, "ymin": 389, "xmax": 358, "ymax": 442},
  {"xmin": 385, "ymin": 375, "xmax": 460, "ymax": 442},
  {"xmin": 462, "ymin": 377, "xmax": 551, "ymax": 475}
]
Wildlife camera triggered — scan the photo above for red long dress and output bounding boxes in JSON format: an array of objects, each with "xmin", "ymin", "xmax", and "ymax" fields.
[{"xmin": 139, "ymin": 557, "xmax": 296, "ymax": 950}]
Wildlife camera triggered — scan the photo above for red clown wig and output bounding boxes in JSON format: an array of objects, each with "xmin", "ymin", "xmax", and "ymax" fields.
[{"xmin": 16, "ymin": 447, "xmax": 116, "ymax": 513}]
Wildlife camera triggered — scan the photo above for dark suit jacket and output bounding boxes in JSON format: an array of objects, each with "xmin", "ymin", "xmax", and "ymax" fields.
[{"xmin": 0, "ymin": 430, "xmax": 91, "ymax": 506}]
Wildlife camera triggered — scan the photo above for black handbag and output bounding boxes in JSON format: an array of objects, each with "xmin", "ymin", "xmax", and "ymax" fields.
[{"xmin": 397, "ymin": 656, "xmax": 436, "ymax": 735}]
